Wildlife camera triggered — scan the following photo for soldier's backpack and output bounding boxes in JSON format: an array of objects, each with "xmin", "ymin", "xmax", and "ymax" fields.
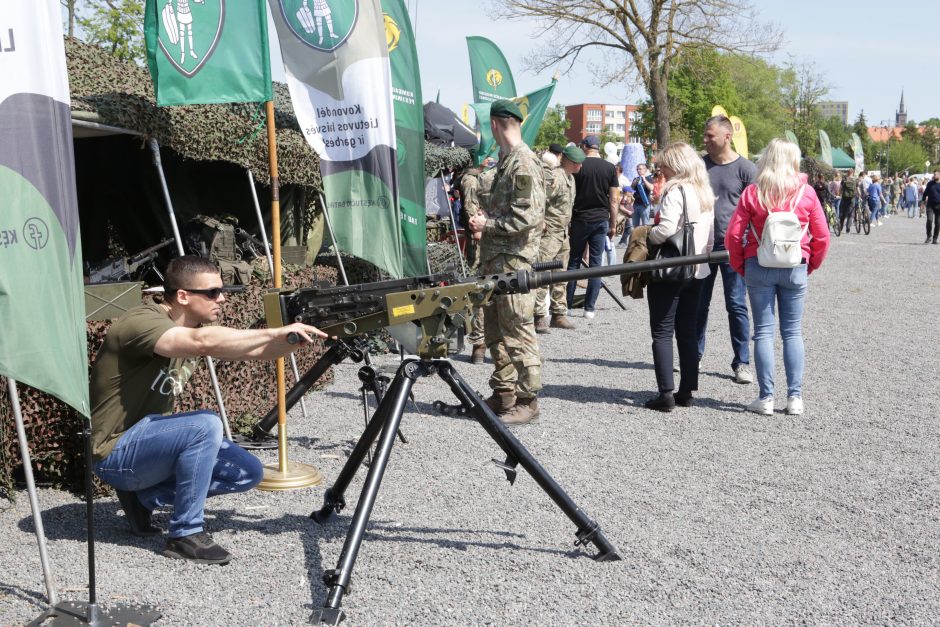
[
  {"xmin": 181, "ymin": 215, "xmax": 254, "ymax": 285},
  {"xmin": 749, "ymin": 186, "xmax": 809, "ymax": 269},
  {"xmin": 842, "ymin": 177, "xmax": 857, "ymax": 199}
]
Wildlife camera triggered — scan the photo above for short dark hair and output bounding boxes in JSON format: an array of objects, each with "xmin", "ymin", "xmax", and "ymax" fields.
[
  {"xmin": 704, "ymin": 115, "xmax": 733, "ymax": 135},
  {"xmin": 164, "ymin": 255, "xmax": 220, "ymax": 303}
]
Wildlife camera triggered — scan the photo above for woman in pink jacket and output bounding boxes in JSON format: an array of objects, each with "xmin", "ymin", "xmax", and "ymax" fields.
[{"xmin": 725, "ymin": 139, "xmax": 830, "ymax": 416}]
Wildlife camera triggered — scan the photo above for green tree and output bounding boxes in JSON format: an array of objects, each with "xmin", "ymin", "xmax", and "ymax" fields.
[
  {"xmin": 533, "ymin": 104, "xmax": 570, "ymax": 151},
  {"xmin": 885, "ymin": 139, "xmax": 928, "ymax": 176},
  {"xmin": 666, "ymin": 47, "xmax": 741, "ymax": 149},
  {"xmin": 781, "ymin": 62, "xmax": 830, "ymax": 155},
  {"xmin": 495, "ymin": 0, "xmax": 781, "ymax": 148},
  {"xmin": 77, "ymin": 0, "xmax": 145, "ymax": 63},
  {"xmin": 727, "ymin": 55, "xmax": 791, "ymax": 154}
]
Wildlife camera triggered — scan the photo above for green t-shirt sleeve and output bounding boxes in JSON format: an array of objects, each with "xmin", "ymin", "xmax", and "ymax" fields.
[{"xmin": 113, "ymin": 305, "xmax": 176, "ymax": 359}]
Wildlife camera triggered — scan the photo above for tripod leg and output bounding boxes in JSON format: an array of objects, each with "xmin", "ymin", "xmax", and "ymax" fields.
[
  {"xmin": 311, "ymin": 359, "xmax": 418, "ymax": 525},
  {"xmin": 311, "ymin": 360, "xmax": 421, "ymax": 624},
  {"xmin": 436, "ymin": 362, "xmax": 621, "ymax": 563},
  {"xmin": 360, "ymin": 367, "xmax": 408, "ymax": 444}
]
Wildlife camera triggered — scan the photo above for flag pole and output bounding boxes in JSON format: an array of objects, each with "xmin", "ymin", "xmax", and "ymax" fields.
[
  {"xmin": 245, "ymin": 168, "xmax": 310, "ymax": 422},
  {"xmin": 256, "ymin": 100, "xmax": 322, "ymax": 491},
  {"xmin": 439, "ymin": 174, "xmax": 468, "ymax": 276},
  {"xmin": 147, "ymin": 138, "xmax": 232, "ymax": 441}
]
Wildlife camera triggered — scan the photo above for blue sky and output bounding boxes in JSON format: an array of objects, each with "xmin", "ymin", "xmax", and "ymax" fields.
[{"xmin": 267, "ymin": 1, "xmax": 937, "ymax": 126}]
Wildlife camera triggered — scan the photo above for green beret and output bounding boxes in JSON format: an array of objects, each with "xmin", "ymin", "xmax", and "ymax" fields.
[
  {"xmin": 490, "ymin": 99, "xmax": 524, "ymax": 122},
  {"xmin": 562, "ymin": 146, "xmax": 586, "ymax": 163}
]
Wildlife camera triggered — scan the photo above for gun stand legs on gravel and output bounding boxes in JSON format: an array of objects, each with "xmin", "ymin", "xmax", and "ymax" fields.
[{"xmin": 308, "ymin": 356, "xmax": 621, "ymax": 625}]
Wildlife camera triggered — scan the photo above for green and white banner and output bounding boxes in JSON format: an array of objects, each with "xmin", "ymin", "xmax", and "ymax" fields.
[
  {"xmin": 0, "ymin": 0, "xmax": 89, "ymax": 416},
  {"xmin": 144, "ymin": 0, "xmax": 273, "ymax": 106},
  {"xmin": 471, "ymin": 81, "xmax": 557, "ymax": 165},
  {"xmin": 819, "ymin": 129, "xmax": 833, "ymax": 167},
  {"xmin": 467, "ymin": 36, "xmax": 517, "ymax": 103},
  {"xmin": 383, "ymin": 0, "xmax": 426, "ymax": 277},
  {"xmin": 851, "ymin": 132, "xmax": 866, "ymax": 173},
  {"xmin": 270, "ymin": 0, "xmax": 403, "ymax": 278}
]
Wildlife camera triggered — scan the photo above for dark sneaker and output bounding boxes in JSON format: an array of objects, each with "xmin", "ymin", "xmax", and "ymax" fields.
[
  {"xmin": 674, "ymin": 392, "xmax": 693, "ymax": 407},
  {"xmin": 115, "ymin": 490, "xmax": 162, "ymax": 537},
  {"xmin": 644, "ymin": 393, "xmax": 675, "ymax": 412},
  {"xmin": 163, "ymin": 532, "xmax": 232, "ymax": 565}
]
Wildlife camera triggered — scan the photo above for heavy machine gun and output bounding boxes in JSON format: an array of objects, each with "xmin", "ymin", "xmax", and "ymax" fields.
[
  {"xmin": 86, "ymin": 237, "xmax": 175, "ymax": 284},
  {"xmin": 263, "ymin": 251, "xmax": 728, "ymax": 624}
]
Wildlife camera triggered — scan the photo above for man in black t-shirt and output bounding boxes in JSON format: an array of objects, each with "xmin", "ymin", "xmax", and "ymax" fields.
[{"xmin": 566, "ymin": 135, "xmax": 619, "ymax": 318}]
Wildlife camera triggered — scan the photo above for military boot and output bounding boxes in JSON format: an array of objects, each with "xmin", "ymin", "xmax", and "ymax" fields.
[
  {"xmin": 500, "ymin": 396, "xmax": 539, "ymax": 426},
  {"xmin": 471, "ymin": 344, "xmax": 486, "ymax": 365},
  {"xmin": 484, "ymin": 391, "xmax": 516, "ymax": 414},
  {"xmin": 550, "ymin": 314, "xmax": 575, "ymax": 330},
  {"xmin": 534, "ymin": 315, "xmax": 550, "ymax": 334}
]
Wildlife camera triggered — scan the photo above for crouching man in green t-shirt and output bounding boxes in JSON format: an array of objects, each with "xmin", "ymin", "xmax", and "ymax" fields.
[{"xmin": 89, "ymin": 256, "xmax": 327, "ymax": 565}]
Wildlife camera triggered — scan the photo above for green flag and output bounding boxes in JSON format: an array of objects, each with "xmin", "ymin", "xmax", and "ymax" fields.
[
  {"xmin": 472, "ymin": 81, "xmax": 557, "ymax": 165},
  {"xmin": 819, "ymin": 129, "xmax": 833, "ymax": 167},
  {"xmin": 144, "ymin": 0, "xmax": 273, "ymax": 106},
  {"xmin": 467, "ymin": 36, "xmax": 517, "ymax": 103},
  {"xmin": 383, "ymin": 0, "xmax": 427, "ymax": 277},
  {"xmin": 0, "ymin": 1, "xmax": 89, "ymax": 416},
  {"xmin": 270, "ymin": 0, "xmax": 404, "ymax": 278},
  {"xmin": 784, "ymin": 130, "xmax": 800, "ymax": 153},
  {"xmin": 851, "ymin": 132, "xmax": 866, "ymax": 173}
]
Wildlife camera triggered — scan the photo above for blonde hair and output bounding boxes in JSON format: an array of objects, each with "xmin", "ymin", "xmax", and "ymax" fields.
[
  {"xmin": 657, "ymin": 142, "xmax": 715, "ymax": 213},
  {"xmin": 755, "ymin": 138, "xmax": 802, "ymax": 210}
]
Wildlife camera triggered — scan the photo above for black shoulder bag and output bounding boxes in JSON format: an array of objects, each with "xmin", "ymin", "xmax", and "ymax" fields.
[{"xmin": 648, "ymin": 186, "xmax": 696, "ymax": 286}]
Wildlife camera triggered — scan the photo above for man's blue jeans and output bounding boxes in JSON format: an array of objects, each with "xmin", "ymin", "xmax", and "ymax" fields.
[
  {"xmin": 566, "ymin": 219, "xmax": 609, "ymax": 312},
  {"xmin": 94, "ymin": 411, "xmax": 263, "ymax": 538},
  {"xmin": 743, "ymin": 258, "xmax": 807, "ymax": 399},
  {"xmin": 696, "ymin": 252, "xmax": 750, "ymax": 369}
]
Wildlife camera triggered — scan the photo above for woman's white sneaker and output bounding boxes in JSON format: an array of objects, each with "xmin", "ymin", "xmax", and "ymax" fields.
[
  {"xmin": 747, "ymin": 397, "xmax": 774, "ymax": 415},
  {"xmin": 786, "ymin": 396, "xmax": 804, "ymax": 415}
]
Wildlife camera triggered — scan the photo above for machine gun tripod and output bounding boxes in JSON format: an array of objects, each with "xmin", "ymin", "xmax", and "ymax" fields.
[{"xmin": 264, "ymin": 251, "xmax": 729, "ymax": 623}]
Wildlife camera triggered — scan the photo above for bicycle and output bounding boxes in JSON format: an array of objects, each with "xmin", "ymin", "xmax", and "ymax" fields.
[
  {"xmin": 853, "ymin": 200, "xmax": 871, "ymax": 235},
  {"xmin": 823, "ymin": 201, "xmax": 840, "ymax": 236}
]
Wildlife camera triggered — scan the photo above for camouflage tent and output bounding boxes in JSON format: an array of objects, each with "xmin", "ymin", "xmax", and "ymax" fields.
[{"xmin": 64, "ymin": 38, "xmax": 470, "ymax": 263}]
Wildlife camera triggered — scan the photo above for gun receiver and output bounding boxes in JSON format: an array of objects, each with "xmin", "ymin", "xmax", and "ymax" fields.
[
  {"xmin": 265, "ymin": 251, "xmax": 729, "ymax": 358},
  {"xmin": 86, "ymin": 237, "xmax": 176, "ymax": 284}
]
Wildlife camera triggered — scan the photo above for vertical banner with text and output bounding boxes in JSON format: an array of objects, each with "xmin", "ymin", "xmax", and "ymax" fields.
[
  {"xmin": 270, "ymin": 0, "xmax": 403, "ymax": 277},
  {"xmin": 0, "ymin": 0, "xmax": 89, "ymax": 415},
  {"xmin": 144, "ymin": 0, "xmax": 273, "ymax": 106},
  {"xmin": 382, "ymin": 0, "xmax": 426, "ymax": 277},
  {"xmin": 467, "ymin": 36, "xmax": 517, "ymax": 103}
]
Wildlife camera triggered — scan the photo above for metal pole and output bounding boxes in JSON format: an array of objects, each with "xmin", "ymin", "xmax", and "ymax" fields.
[
  {"xmin": 7, "ymin": 378, "xmax": 58, "ymax": 606},
  {"xmin": 439, "ymin": 174, "xmax": 468, "ymax": 276},
  {"xmin": 319, "ymin": 192, "xmax": 349, "ymax": 286},
  {"xmin": 147, "ymin": 139, "xmax": 232, "ymax": 440},
  {"xmin": 246, "ymin": 169, "xmax": 310, "ymax": 421}
]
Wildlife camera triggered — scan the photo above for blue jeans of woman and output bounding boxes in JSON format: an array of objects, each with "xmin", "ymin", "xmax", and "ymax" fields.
[
  {"xmin": 744, "ymin": 257, "xmax": 807, "ymax": 400},
  {"xmin": 94, "ymin": 410, "xmax": 263, "ymax": 538},
  {"xmin": 566, "ymin": 219, "xmax": 608, "ymax": 312},
  {"xmin": 868, "ymin": 197, "xmax": 882, "ymax": 222}
]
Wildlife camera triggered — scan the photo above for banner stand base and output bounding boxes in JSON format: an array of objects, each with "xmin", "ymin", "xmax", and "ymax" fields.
[{"xmin": 27, "ymin": 600, "xmax": 161, "ymax": 626}]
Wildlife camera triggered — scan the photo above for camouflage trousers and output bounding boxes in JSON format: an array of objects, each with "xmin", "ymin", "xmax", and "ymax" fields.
[
  {"xmin": 482, "ymin": 254, "xmax": 542, "ymax": 398},
  {"xmin": 465, "ymin": 237, "xmax": 485, "ymax": 346},
  {"xmin": 534, "ymin": 229, "xmax": 570, "ymax": 318}
]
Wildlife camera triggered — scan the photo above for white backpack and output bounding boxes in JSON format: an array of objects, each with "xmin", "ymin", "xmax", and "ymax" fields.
[{"xmin": 750, "ymin": 185, "xmax": 809, "ymax": 268}]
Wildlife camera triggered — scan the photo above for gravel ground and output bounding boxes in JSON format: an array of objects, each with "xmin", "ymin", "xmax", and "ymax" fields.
[{"xmin": 2, "ymin": 214, "xmax": 939, "ymax": 626}]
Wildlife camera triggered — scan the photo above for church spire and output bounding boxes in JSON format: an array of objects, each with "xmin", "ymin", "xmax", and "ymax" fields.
[{"xmin": 896, "ymin": 89, "xmax": 908, "ymax": 127}]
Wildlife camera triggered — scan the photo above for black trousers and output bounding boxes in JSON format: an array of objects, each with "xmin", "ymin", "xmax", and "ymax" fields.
[
  {"xmin": 839, "ymin": 198, "xmax": 855, "ymax": 231},
  {"xmin": 926, "ymin": 205, "xmax": 940, "ymax": 241},
  {"xmin": 647, "ymin": 278, "xmax": 704, "ymax": 394}
]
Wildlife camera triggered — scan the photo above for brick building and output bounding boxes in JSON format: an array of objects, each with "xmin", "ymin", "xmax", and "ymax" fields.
[{"xmin": 564, "ymin": 103, "xmax": 643, "ymax": 145}]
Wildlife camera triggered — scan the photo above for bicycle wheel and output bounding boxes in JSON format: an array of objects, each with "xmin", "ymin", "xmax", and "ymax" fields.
[
  {"xmin": 863, "ymin": 214, "xmax": 871, "ymax": 235},
  {"xmin": 854, "ymin": 210, "xmax": 861, "ymax": 233},
  {"xmin": 834, "ymin": 216, "xmax": 842, "ymax": 236}
]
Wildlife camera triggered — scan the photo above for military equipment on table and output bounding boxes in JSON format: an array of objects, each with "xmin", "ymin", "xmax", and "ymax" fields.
[{"xmin": 86, "ymin": 238, "xmax": 175, "ymax": 284}]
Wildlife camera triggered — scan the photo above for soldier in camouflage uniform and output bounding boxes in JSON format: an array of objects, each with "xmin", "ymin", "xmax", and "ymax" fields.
[
  {"xmin": 534, "ymin": 146, "xmax": 585, "ymax": 333},
  {"xmin": 468, "ymin": 100, "xmax": 546, "ymax": 426},
  {"xmin": 460, "ymin": 158, "xmax": 497, "ymax": 364}
]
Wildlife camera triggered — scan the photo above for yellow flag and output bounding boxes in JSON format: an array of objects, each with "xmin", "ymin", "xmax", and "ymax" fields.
[
  {"xmin": 461, "ymin": 103, "xmax": 470, "ymax": 124},
  {"xmin": 711, "ymin": 105, "xmax": 729, "ymax": 118},
  {"xmin": 729, "ymin": 115, "xmax": 749, "ymax": 159}
]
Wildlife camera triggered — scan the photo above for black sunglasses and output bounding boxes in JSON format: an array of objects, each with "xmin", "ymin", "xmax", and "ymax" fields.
[{"xmin": 169, "ymin": 286, "xmax": 227, "ymax": 299}]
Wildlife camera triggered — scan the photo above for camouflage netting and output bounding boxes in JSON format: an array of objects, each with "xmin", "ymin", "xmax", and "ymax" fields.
[
  {"xmin": 0, "ymin": 264, "xmax": 336, "ymax": 498},
  {"xmin": 65, "ymin": 38, "xmax": 470, "ymax": 185}
]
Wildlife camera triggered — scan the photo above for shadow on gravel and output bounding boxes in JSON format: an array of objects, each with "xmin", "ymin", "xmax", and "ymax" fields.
[
  {"xmin": 0, "ymin": 582, "xmax": 46, "ymax": 610},
  {"xmin": 540, "ymin": 384, "xmax": 634, "ymax": 404},
  {"xmin": 549, "ymin": 357, "xmax": 653, "ymax": 370}
]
